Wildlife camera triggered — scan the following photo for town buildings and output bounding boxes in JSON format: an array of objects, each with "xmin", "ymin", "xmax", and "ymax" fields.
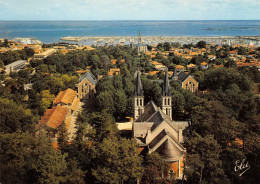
[
  {"xmin": 132, "ymin": 31, "xmax": 148, "ymax": 53},
  {"xmin": 34, "ymin": 48, "xmax": 56, "ymax": 59},
  {"xmin": 5, "ymin": 60, "xmax": 28, "ymax": 74},
  {"xmin": 77, "ymin": 71, "xmax": 97, "ymax": 100},
  {"xmin": 173, "ymin": 69, "xmax": 199, "ymax": 94},
  {"xmin": 36, "ymin": 88, "xmax": 80, "ymax": 139}
]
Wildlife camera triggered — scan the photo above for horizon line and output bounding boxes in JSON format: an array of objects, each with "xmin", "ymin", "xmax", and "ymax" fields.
[{"xmin": 0, "ymin": 19, "xmax": 260, "ymax": 21}]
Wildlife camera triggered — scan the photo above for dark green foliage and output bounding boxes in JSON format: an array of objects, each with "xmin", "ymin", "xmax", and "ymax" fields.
[
  {"xmin": 0, "ymin": 50, "xmax": 26, "ymax": 65},
  {"xmin": 185, "ymin": 133, "xmax": 230, "ymax": 184},
  {"xmin": 203, "ymin": 67, "xmax": 251, "ymax": 91},
  {"xmin": 196, "ymin": 41, "xmax": 206, "ymax": 48},
  {"xmin": 114, "ymin": 89, "xmax": 127, "ymax": 120},
  {"xmin": 191, "ymin": 101, "xmax": 245, "ymax": 146},
  {"xmin": 142, "ymin": 76, "xmax": 162, "ymax": 105},
  {"xmin": 91, "ymin": 137, "xmax": 143, "ymax": 184},
  {"xmin": 238, "ymin": 66, "xmax": 260, "ymax": 83},
  {"xmin": 88, "ymin": 110, "xmax": 118, "ymax": 141},
  {"xmin": 141, "ymin": 153, "xmax": 171, "ymax": 184},
  {"xmin": 30, "ymin": 59, "xmax": 44, "ymax": 68},
  {"xmin": 0, "ymin": 98, "xmax": 35, "ymax": 133},
  {"xmin": 0, "ymin": 132, "xmax": 85, "ymax": 184},
  {"xmin": 68, "ymin": 110, "xmax": 142, "ymax": 184},
  {"xmin": 238, "ymin": 47, "xmax": 248, "ymax": 55},
  {"xmin": 1, "ymin": 43, "xmax": 259, "ymax": 184},
  {"xmin": 23, "ymin": 47, "xmax": 35, "ymax": 58}
]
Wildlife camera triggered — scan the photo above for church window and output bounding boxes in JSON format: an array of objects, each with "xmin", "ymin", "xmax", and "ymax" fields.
[
  {"xmin": 137, "ymin": 99, "xmax": 139, "ymax": 106},
  {"xmin": 140, "ymin": 99, "xmax": 142, "ymax": 106},
  {"xmin": 168, "ymin": 98, "xmax": 170, "ymax": 105}
]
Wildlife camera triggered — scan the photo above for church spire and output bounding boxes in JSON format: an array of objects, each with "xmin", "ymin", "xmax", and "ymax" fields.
[
  {"xmin": 138, "ymin": 30, "xmax": 142, "ymax": 44},
  {"xmin": 161, "ymin": 68, "xmax": 172, "ymax": 120},
  {"xmin": 163, "ymin": 69, "xmax": 171, "ymax": 96},
  {"xmin": 134, "ymin": 69, "xmax": 144, "ymax": 120},
  {"xmin": 135, "ymin": 69, "xmax": 143, "ymax": 96}
]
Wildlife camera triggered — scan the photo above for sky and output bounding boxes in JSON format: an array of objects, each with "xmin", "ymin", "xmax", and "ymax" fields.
[{"xmin": 0, "ymin": 0, "xmax": 259, "ymax": 20}]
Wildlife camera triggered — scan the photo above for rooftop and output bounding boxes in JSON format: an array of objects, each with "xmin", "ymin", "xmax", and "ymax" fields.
[
  {"xmin": 38, "ymin": 106, "xmax": 68, "ymax": 129},
  {"xmin": 53, "ymin": 88, "xmax": 77, "ymax": 105}
]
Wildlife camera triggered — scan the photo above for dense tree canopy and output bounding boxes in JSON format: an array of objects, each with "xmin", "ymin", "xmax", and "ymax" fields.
[{"xmin": 0, "ymin": 44, "xmax": 259, "ymax": 184}]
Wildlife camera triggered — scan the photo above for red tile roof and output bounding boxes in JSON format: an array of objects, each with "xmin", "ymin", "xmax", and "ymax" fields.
[
  {"xmin": 38, "ymin": 106, "xmax": 68, "ymax": 129},
  {"xmin": 53, "ymin": 88, "xmax": 77, "ymax": 105}
]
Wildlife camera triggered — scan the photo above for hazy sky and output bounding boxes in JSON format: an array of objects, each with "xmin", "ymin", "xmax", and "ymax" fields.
[{"xmin": 0, "ymin": 0, "xmax": 259, "ymax": 20}]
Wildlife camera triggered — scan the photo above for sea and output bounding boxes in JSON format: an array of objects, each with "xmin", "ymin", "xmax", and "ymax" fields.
[{"xmin": 0, "ymin": 20, "xmax": 260, "ymax": 44}]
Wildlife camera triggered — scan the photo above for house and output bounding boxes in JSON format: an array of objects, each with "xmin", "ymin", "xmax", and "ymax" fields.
[
  {"xmin": 111, "ymin": 59, "xmax": 117, "ymax": 65},
  {"xmin": 5, "ymin": 60, "xmax": 28, "ymax": 75},
  {"xmin": 108, "ymin": 68, "xmax": 120, "ymax": 76},
  {"xmin": 175, "ymin": 65, "xmax": 185, "ymax": 71},
  {"xmin": 37, "ymin": 88, "xmax": 80, "ymax": 139},
  {"xmin": 53, "ymin": 88, "xmax": 79, "ymax": 112},
  {"xmin": 208, "ymin": 55, "xmax": 216, "ymax": 60},
  {"xmin": 186, "ymin": 64, "xmax": 197, "ymax": 69},
  {"xmin": 77, "ymin": 71, "xmax": 97, "ymax": 100},
  {"xmin": 229, "ymin": 50, "xmax": 238, "ymax": 56},
  {"xmin": 200, "ymin": 62, "xmax": 208, "ymax": 70},
  {"xmin": 173, "ymin": 69, "xmax": 199, "ymax": 94},
  {"xmin": 36, "ymin": 106, "xmax": 69, "ymax": 138},
  {"xmin": 133, "ymin": 70, "xmax": 188, "ymax": 178}
]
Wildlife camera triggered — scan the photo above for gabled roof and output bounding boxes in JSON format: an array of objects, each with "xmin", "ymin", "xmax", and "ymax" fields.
[
  {"xmin": 177, "ymin": 71, "xmax": 189, "ymax": 82},
  {"xmin": 156, "ymin": 138, "xmax": 184, "ymax": 161},
  {"xmin": 136, "ymin": 100, "xmax": 176, "ymax": 130},
  {"xmin": 37, "ymin": 106, "xmax": 68, "ymax": 130},
  {"xmin": 136, "ymin": 101, "xmax": 157, "ymax": 122},
  {"xmin": 71, "ymin": 97, "xmax": 80, "ymax": 111},
  {"xmin": 147, "ymin": 129, "xmax": 185, "ymax": 161},
  {"xmin": 79, "ymin": 71, "xmax": 97, "ymax": 85},
  {"xmin": 53, "ymin": 88, "xmax": 77, "ymax": 105}
]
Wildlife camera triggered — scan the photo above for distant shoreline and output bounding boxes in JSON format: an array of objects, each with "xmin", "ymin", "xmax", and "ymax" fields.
[
  {"xmin": 1, "ymin": 20, "xmax": 260, "ymax": 21},
  {"xmin": 1, "ymin": 20, "xmax": 259, "ymax": 44},
  {"xmin": 59, "ymin": 36, "xmax": 260, "ymax": 46}
]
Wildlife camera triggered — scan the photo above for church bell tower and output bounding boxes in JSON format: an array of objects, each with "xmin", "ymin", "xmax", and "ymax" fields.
[
  {"xmin": 134, "ymin": 69, "xmax": 144, "ymax": 121},
  {"xmin": 162, "ymin": 69, "xmax": 172, "ymax": 120}
]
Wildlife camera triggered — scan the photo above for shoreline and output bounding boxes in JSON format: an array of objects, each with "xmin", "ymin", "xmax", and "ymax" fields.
[
  {"xmin": 60, "ymin": 36, "xmax": 260, "ymax": 46},
  {"xmin": 61, "ymin": 36, "xmax": 260, "ymax": 40}
]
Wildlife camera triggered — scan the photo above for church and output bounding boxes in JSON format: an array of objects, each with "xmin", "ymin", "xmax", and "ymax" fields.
[
  {"xmin": 131, "ymin": 31, "xmax": 148, "ymax": 53},
  {"xmin": 133, "ymin": 69, "xmax": 188, "ymax": 178}
]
